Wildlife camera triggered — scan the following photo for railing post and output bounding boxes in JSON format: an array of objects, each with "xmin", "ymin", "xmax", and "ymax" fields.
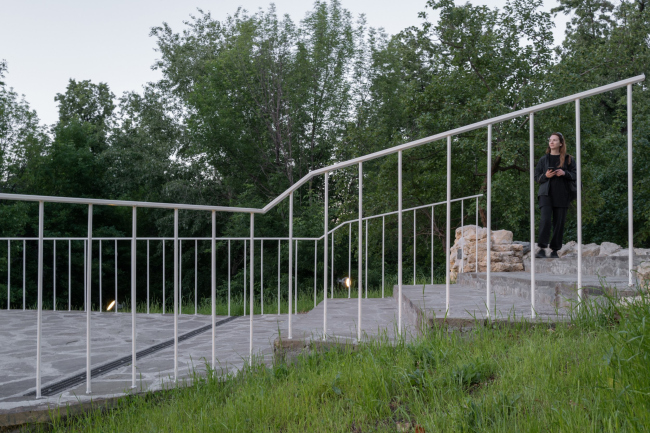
[
  {"xmin": 86, "ymin": 204, "xmax": 93, "ymax": 394},
  {"xmin": 576, "ymin": 100, "xmax": 582, "ymax": 304},
  {"xmin": 358, "ymin": 162, "xmax": 363, "ymax": 341},
  {"xmin": 398, "ymin": 151, "xmax": 403, "ymax": 334},
  {"xmin": 324, "ymin": 172, "xmax": 329, "ymax": 338},
  {"xmin": 627, "ymin": 84, "xmax": 634, "ymax": 286},
  {"xmin": 249, "ymin": 213, "xmax": 254, "ymax": 362},
  {"xmin": 445, "ymin": 136, "xmax": 451, "ymax": 314},
  {"xmin": 288, "ymin": 192, "xmax": 293, "ymax": 339},
  {"xmin": 84, "ymin": 240, "xmax": 86, "ymax": 312},
  {"xmin": 131, "ymin": 206, "xmax": 137, "ymax": 388},
  {"xmin": 36, "ymin": 201, "xmax": 43, "ymax": 398},
  {"xmin": 173, "ymin": 208, "xmax": 178, "ymax": 381},
  {"xmin": 530, "ymin": 113, "xmax": 536, "ymax": 319},
  {"xmin": 211, "ymin": 211, "xmax": 216, "ymax": 368},
  {"xmin": 487, "ymin": 125, "xmax": 492, "ymax": 319}
]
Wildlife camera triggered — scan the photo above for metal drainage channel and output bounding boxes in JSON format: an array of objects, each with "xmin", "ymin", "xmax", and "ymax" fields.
[{"xmin": 25, "ymin": 315, "xmax": 240, "ymax": 397}]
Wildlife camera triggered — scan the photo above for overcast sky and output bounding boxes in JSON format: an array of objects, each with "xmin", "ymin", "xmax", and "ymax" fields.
[{"xmin": 0, "ymin": 0, "xmax": 570, "ymax": 127}]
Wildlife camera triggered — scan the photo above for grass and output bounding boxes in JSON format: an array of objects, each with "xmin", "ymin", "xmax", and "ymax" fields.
[{"xmin": 35, "ymin": 283, "xmax": 650, "ymax": 432}]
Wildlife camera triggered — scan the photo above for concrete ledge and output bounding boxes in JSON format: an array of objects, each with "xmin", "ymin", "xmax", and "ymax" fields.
[
  {"xmin": 273, "ymin": 337, "xmax": 357, "ymax": 365},
  {"xmin": 522, "ymin": 255, "xmax": 650, "ymax": 276}
]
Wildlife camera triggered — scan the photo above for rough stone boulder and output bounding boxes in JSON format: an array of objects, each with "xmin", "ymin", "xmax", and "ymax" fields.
[
  {"xmin": 636, "ymin": 262, "xmax": 650, "ymax": 289},
  {"xmin": 449, "ymin": 225, "xmax": 524, "ymax": 281}
]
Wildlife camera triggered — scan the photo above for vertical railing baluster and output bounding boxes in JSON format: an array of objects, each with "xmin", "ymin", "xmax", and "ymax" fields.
[
  {"xmin": 36, "ymin": 201, "xmax": 44, "ymax": 398},
  {"xmin": 398, "ymin": 151, "xmax": 403, "ymax": 334},
  {"xmin": 530, "ymin": 113, "xmax": 536, "ymax": 318},
  {"xmin": 194, "ymin": 239, "xmax": 197, "ymax": 315},
  {"xmin": 67, "ymin": 240, "xmax": 70, "ymax": 311},
  {"xmin": 24, "ymin": 239, "xmax": 27, "ymax": 311},
  {"xmin": 86, "ymin": 204, "xmax": 93, "ymax": 394},
  {"xmin": 162, "ymin": 240, "xmax": 165, "ymax": 315},
  {"xmin": 173, "ymin": 209, "xmax": 178, "ymax": 381},
  {"xmin": 313, "ymin": 239, "xmax": 317, "ymax": 309},
  {"xmin": 445, "ymin": 136, "xmax": 451, "ymax": 314},
  {"xmin": 131, "ymin": 206, "xmax": 137, "ymax": 388},
  {"xmin": 99, "ymin": 240, "xmax": 102, "ymax": 311},
  {"xmin": 382, "ymin": 216, "xmax": 385, "ymax": 298},
  {"xmin": 365, "ymin": 219, "xmax": 368, "ymax": 299},
  {"xmin": 487, "ymin": 125, "xmax": 492, "ymax": 319},
  {"xmin": 179, "ymin": 240, "xmax": 182, "ymax": 315},
  {"xmin": 261, "ymin": 239, "xmax": 264, "ymax": 315},
  {"xmin": 228, "ymin": 240, "xmax": 231, "ymax": 317},
  {"xmin": 7, "ymin": 240, "xmax": 10, "ymax": 310},
  {"xmin": 413, "ymin": 210, "xmax": 416, "ymax": 285},
  {"xmin": 431, "ymin": 206, "xmax": 434, "ymax": 284},
  {"xmin": 577, "ymin": 100, "xmax": 583, "ymax": 305},
  {"xmin": 244, "ymin": 239, "xmax": 246, "ymax": 316},
  {"xmin": 348, "ymin": 224, "xmax": 351, "ymax": 298},
  {"xmin": 115, "ymin": 239, "xmax": 118, "ymax": 314},
  {"xmin": 146, "ymin": 240, "xmax": 149, "ymax": 314},
  {"xmin": 249, "ymin": 213, "xmax": 254, "ymax": 362},
  {"xmin": 461, "ymin": 200, "xmax": 464, "ymax": 274},
  {"xmin": 627, "ymin": 84, "xmax": 634, "ymax": 287},
  {"xmin": 324, "ymin": 171, "xmax": 329, "ymax": 338},
  {"xmin": 331, "ymin": 232, "xmax": 334, "ymax": 299},
  {"xmin": 53, "ymin": 240, "xmax": 56, "ymax": 311},
  {"xmin": 358, "ymin": 162, "xmax": 363, "ymax": 341},
  {"xmin": 475, "ymin": 198, "xmax": 478, "ymax": 274},
  {"xmin": 84, "ymin": 240, "xmax": 87, "ymax": 312},
  {"xmin": 211, "ymin": 211, "xmax": 216, "ymax": 368},
  {"xmin": 277, "ymin": 240, "xmax": 280, "ymax": 315},
  {"xmin": 288, "ymin": 192, "xmax": 293, "ymax": 339},
  {"xmin": 294, "ymin": 240, "xmax": 298, "ymax": 315}
]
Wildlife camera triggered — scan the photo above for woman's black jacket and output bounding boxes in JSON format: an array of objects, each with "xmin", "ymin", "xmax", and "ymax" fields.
[{"xmin": 534, "ymin": 153, "xmax": 577, "ymax": 197}]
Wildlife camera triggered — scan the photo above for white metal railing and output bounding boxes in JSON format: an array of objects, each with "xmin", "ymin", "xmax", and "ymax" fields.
[{"xmin": 0, "ymin": 74, "xmax": 644, "ymax": 399}]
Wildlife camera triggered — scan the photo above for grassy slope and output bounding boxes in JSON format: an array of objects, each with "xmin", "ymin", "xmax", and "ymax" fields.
[{"xmin": 43, "ymin": 291, "xmax": 649, "ymax": 432}]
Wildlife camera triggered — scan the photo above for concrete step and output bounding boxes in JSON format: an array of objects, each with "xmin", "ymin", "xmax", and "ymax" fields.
[
  {"xmin": 457, "ymin": 272, "xmax": 634, "ymax": 308},
  {"xmin": 522, "ymin": 254, "xmax": 650, "ymax": 276}
]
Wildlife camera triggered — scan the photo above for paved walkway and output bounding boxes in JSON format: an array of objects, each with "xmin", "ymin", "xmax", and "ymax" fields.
[{"xmin": 0, "ymin": 282, "xmax": 565, "ymax": 416}]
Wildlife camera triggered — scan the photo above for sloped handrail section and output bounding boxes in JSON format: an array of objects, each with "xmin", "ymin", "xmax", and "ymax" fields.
[{"xmin": 0, "ymin": 74, "xmax": 645, "ymax": 399}]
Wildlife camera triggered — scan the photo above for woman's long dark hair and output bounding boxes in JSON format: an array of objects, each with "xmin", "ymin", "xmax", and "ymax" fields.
[{"xmin": 545, "ymin": 132, "xmax": 569, "ymax": 167}]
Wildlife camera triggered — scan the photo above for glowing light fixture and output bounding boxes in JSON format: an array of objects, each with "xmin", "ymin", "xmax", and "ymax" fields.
[
  {"xmin": 345, "ymin": 277, "xmax": 351, "ymax": 288},
  {"xmin": 107, "ymin": 300, "xmax": 116, "ymax": 311}
]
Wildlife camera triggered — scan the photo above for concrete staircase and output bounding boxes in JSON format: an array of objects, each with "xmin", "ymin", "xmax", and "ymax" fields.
[{"xmin": 456, "ymin": 254, "xmax": 649, "ymax": 308}]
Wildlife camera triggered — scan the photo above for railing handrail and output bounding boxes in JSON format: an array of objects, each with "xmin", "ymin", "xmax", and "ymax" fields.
[{"xmin": 0, "ymin": 75, "xmax": 642, "ymax": 215}]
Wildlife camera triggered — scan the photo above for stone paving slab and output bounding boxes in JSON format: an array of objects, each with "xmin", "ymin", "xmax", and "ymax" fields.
[{"xmin": 0, "ymin": 296, "xmax": 413, "ymax": 416}]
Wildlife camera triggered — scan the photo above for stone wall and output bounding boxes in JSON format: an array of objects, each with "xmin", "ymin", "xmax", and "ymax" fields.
[{"xmin": 449, "ymin": 225, "xmax": 524, "ymax": 281}]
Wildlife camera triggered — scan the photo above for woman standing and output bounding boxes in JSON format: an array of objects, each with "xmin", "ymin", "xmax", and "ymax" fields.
[{"xmin": 534, "ymin": 132, "xmax": 577, "ymax": 258}]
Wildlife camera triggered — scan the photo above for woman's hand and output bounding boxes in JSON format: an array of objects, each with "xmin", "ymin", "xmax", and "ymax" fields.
[
  {"xmin": 545, "ymin": 169, "xmax": 556, "ymax": 178},
  {"xmin": 555, "ymin": 169, "xmax": 565, "ymax": 176}
]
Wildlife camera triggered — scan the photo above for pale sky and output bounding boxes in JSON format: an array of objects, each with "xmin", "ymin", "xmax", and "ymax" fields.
[{"xmin": 0, "ymin": 0, "xmax": 569, "ymax": 127}]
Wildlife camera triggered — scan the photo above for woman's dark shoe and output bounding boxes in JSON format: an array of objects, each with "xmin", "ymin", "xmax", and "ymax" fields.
[
  {"xmin": 550, "ymin": 250, "xmax": 559, "ymax": 258},
  {"xmin": 535, "ymin": 250, "xmax": 547, "ymax": 259}
]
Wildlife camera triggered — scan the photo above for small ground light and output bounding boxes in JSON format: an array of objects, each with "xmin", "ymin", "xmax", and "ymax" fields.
[
  {"xmin": 107, "ymin": 300, "xmax": 116, "ymax": 311},
  {"xmin": 345, "ymin": 277, "xmax": 351, "ymax": 288}
]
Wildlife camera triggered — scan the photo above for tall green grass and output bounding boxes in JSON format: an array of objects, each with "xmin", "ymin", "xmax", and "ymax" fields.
[{"xmin": 39, "ymin": 284, "xmax": 650, "ymax": 432}]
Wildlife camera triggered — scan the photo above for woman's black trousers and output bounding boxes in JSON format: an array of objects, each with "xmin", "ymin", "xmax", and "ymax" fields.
[{"xmin": 537, "ymin": 206, "xmax": 567, "ymax": 251}]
